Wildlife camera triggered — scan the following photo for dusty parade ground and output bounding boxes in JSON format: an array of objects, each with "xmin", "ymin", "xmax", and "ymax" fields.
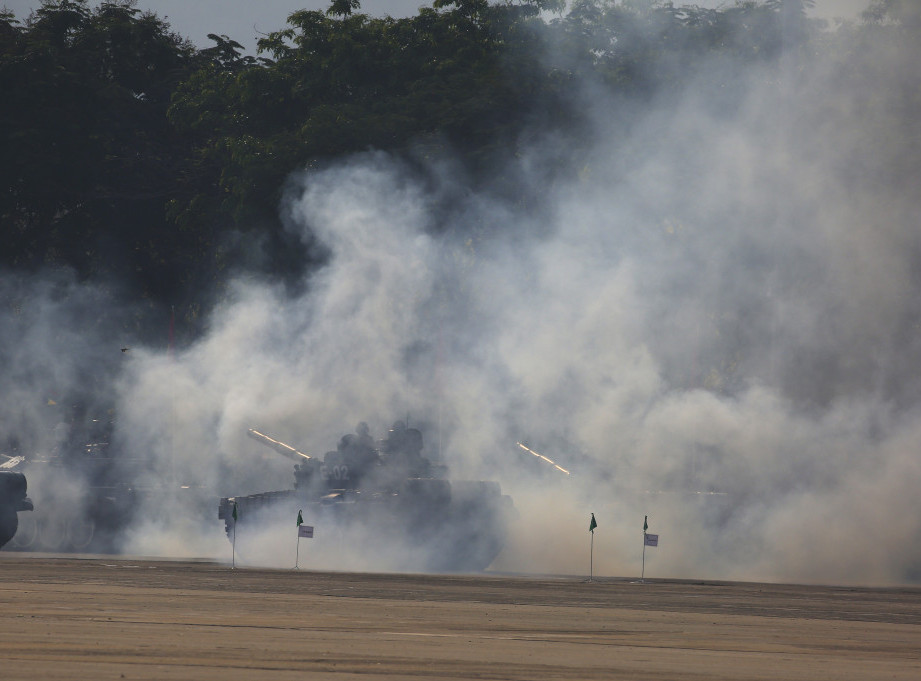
[{"xmin": 2, "ymin": 554, "xmax": 920, "ymax": 680}]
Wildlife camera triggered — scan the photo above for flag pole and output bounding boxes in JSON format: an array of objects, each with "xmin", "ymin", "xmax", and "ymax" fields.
[
  {"xmin": 590, "ymin": 531, "xmax": 594, "ymax": 581},
  {"xmin": 295, "ymin": 509, "xmax": 303, "ymax": 570},
  {"xmin": 641, "ymin": 515, "xmax": 648, "ymax": 583},
  {"xmin": 232, "ymin": 502, "xmax": 238, "ymax": 570},
  {"xmin": 641, "ymin": 539, "xmax": 645, "ymax": 582},
  {"xmin": 588, "ymin": 513, "xmax": 597, "ymax": 582}
]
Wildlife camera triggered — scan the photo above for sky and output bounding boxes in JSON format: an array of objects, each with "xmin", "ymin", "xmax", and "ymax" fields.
[{"xmin": 4, "ymin": 0, "xmax": 875, "ymax": 53}]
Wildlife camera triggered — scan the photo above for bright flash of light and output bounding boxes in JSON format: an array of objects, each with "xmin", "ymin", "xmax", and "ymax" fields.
[{"xmin": 516, "ymin": 442, "xmax": 571, "ymax": 476}]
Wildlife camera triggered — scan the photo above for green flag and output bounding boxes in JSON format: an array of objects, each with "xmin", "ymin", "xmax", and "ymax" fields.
[
  {"xmin": 297, "ymin": 510, "xmax": 303, "ymax": 526},
  {"xmin": 589, "ymin": 513, "xmax": 597, "ymax": 533},
  {"xmin": 232, "ymin": 502, "xmax": 238, "ymax": 522},
  {"xmin": 643, "ymin": 515, "xmax": 648, "ymax": 533}
]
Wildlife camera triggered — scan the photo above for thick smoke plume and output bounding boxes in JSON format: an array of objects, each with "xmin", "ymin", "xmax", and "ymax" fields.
[{"xmin": 4, "ymin": 7, "xmax": 920, "ymax": 584}]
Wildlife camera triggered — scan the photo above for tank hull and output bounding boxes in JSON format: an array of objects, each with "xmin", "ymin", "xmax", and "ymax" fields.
[{"xmin": 219, "ymin": 479, "xmax": 514, "ymax": 572}]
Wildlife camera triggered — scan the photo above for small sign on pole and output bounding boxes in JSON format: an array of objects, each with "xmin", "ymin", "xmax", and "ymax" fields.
[
  {"xmin": 295, "ymin": 509, "xmax": 313, "ymax": 569},
  {"xmin": 641, "ymin": 515, "xmax": 659, "ymax": 582}
]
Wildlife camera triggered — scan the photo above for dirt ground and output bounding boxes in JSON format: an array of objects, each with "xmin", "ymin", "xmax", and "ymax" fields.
[{"xmin": 1, "ymin": 554, "xmax": 920, "ymax": 680}]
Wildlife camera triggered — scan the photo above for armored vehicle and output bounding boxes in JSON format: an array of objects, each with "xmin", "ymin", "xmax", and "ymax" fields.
[
  {"xmin": 219, "ymin": 422, "xmax": 515, "ymax": 572},
  {"xmin": 0, "ymin": 462, "xmax": 33, "ymax": 549},
  {"xmin": 2, "ymin": 411, "xmax": 143, "ymax": 553}
]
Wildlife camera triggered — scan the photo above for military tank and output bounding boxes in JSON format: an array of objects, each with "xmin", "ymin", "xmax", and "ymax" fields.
[
  {"xmin": 219, "ymin": 421, "xmax": 515, "ymax": 572},
  {"xmin": 0, "ymin": 459, "xmax": 33, "ymax": 549}
]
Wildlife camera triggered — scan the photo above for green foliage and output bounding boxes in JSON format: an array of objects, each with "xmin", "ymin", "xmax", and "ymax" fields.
[
  {"xmin": 2, "ymin": 0, "xmax": 911, "ymax": 344},
  {"xmin": 2, "ymin": 2, "xmax": 194, "ymax": 267},
  {"xmin": 169, "ymin": 0, "xmax": 576, "ymax": 229}
]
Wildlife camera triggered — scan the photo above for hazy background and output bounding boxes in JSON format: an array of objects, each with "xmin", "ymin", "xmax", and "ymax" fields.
[{"xmin": 3, "ymin": 1, "xmax": 920, "ymax": 585}]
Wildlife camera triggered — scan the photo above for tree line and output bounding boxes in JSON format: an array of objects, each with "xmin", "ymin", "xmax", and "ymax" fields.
[{"xmin": 1, "ymin": 0, "xmax": 916, "ymax": 343}]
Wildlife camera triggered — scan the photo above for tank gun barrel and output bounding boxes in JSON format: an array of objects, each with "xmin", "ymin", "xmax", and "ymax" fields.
[
  {"xmin": 1, "ymin": 454, "xmax": 25, "ymax": 471},
  {"xmin": 247, "ymin": 429, "xmax": 313, "ymax": 462}
]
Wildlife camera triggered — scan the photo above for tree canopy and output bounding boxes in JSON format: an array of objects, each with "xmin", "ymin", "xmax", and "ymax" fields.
[{"xmin": 1, "ymin": 0, "xmax": 913, "ymax": 344}]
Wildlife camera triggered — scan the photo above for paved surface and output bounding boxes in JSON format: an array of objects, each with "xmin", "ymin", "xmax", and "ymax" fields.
[{"xmin": 2, "ymin": 554, "xmax": 920, "ymax": 680}]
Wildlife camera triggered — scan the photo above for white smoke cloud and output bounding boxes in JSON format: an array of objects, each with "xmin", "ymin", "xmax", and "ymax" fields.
[{"xmin": 5, "ymin": 10, "xmax": 920, "ymax": 584}]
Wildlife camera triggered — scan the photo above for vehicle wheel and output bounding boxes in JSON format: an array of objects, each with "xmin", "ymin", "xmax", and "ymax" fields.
[
  {"xmin": 38, "ymin": 515, "xmax": 67, "ymax": 551},
  {"xmin": 9, "ymin": 513, "xmax": 38, "ymax": 549},
  {"xmin": 67, "ymin": 516, "xmax": 96, "ymax": 551}
]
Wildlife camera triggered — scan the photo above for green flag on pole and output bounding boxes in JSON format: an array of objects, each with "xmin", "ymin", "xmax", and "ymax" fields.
[
  {"xmin": 589, "ymin": 513, "xmax": 597, "ymax": 533},
  {"xmin": 297, "ymin": 510, "xmax": 303, "ymax": 526},
  {"xmin": 232, "ymin": 502, "xmax": 238, "ymax": 522},
  {"xmin": 643, "ymin": 515, "xmax": 648, "ymax": 532}
]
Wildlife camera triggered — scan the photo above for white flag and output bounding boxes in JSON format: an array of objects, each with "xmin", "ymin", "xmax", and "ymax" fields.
[
  {"xmin": 298, "ymin": 525, "xmax": 314, "ymax": 539},
  {"xmin": 644, "ymin": 533, "xmax": 659, "ymax": 547}
]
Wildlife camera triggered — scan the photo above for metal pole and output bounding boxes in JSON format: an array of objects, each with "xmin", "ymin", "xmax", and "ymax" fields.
[
  {"xmin": 641, "ymin": 534, "xmax": 646, "ymax": 583},
  {"xmin": 589, "ymin": 531, "xmax": 594, "ymax": 582},
  {"xmin": 232, "ymin": 523, "xmax": 236, "ymax": 570},
  {"xmin": 295, "ymin": 508, "xmax": 304, "ymax": 570}
]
